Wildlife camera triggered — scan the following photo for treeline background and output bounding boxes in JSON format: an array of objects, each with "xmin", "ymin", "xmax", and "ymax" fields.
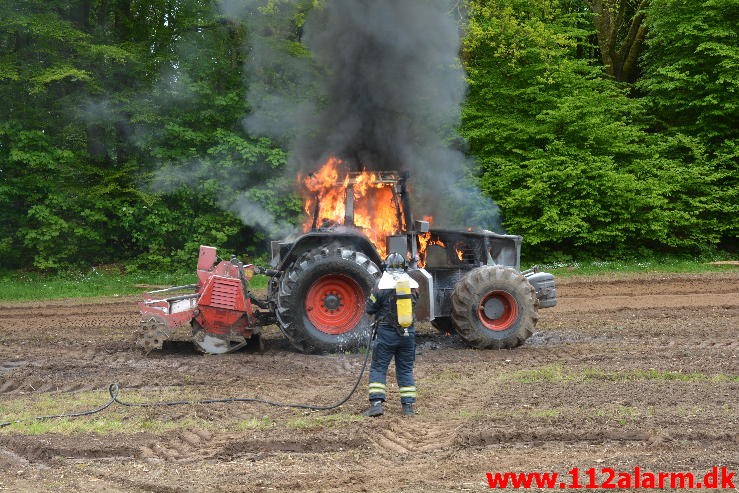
[{"xmin": 1, "ymin": 0, "xmax": 736, "ymax": 271}]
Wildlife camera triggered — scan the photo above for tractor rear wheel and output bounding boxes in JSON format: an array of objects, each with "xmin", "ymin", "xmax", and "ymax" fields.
[
  {"xmin": 451, "ymin": 266, "xmax": 537, "ymax": 349},
  {"xmin": 276, "ymin": 245, "xmax": 381, "ymax": 353}
]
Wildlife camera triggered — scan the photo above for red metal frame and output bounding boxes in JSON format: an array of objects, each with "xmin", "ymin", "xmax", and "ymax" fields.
[
  {"xmin": 194, "ymin": 275, "xmax": 253, "ymax": 335},
  {"xmin": 139, "ymin": 245, "xmax": 256, "ymax": 340}
]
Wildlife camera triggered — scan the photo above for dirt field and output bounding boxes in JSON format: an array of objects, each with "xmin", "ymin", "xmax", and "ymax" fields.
[{"xmin": 0, "ymin": 271, "xmax": 737, "ymax": 492}]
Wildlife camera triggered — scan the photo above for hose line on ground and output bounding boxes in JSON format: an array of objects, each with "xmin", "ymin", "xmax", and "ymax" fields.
[{"xmin": 0, "ymin": 326, "xmax": 374, "ymax": 428}]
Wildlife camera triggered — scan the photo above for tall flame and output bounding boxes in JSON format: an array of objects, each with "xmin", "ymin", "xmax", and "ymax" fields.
[{"xmin": 301, "ymin": 157, "xmax": 399, "ymax": 258}]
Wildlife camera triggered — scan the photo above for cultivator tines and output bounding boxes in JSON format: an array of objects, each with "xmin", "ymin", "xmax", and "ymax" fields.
[
  {"xmin": 191, "ymin": 321, "xmax": 249, "ymax": 354},
  {"xmin": 139, "ymin": 316, "xmax": 171, "ymax": 354}
]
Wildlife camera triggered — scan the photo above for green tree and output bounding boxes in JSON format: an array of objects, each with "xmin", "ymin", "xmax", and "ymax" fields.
[
  {"xmin": 0, "ymin": 0, "xmax": 298, "ymax": 270},
  {"xmin": 638, "ymin": 0, "xmax": 738, "ymax": 244},
  {"xmin": 462, "ymin": 0, "xmax": 725, "ymax": 256},
  {"xmin": 588, "ymin": 0, "xmax": 649, "ymax": 82},
  {"xmin": 639, "ymin": 0, "xmax": 739, "ymax": 149},
  {"xmin": 0, "ymin": 0, "xmax": 140, "ymax": 268}
]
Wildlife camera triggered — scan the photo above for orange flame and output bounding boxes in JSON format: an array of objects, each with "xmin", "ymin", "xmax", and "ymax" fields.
[
  {"xmin": 417, "ymin": 216, "xmax": 447, "ymax": 268},
  {"xmin": 301, "ymin": 157, "xmax": 399, "ymax": 258}
]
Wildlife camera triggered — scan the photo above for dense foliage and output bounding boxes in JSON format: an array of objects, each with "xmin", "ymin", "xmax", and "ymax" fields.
[
  {"xmin": 462, "ymin": 0, "xmax": 735, "ymax": 257},
  {"xmin": 0, "ymin": 0, "xmax": 299, "ymax": 270},
  {"xmin": 638, "ymin": 0, "xmax": 738, "ymax": 243},
  {"xmin": 0, "ymin": 0, "xmax": 735, "ymax": 270}
]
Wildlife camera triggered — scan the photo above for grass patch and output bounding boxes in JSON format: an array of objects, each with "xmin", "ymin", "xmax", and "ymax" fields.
[
  {"xmin": 582, "ymin": 368, "xmax": 738, "ymax": 382},
  {"xmin": 501, "ymin": 364, "xmax": 739, "ymax": 383},
  {"xmin": 453, "ymin": 408, "xmax": 561, "ymax": 420},
  {"xmin": 286, "ymin": 413, "xmax": 364, "ymax": 430},
  {"xmin": 0, "ymin": 389, "xmax": 365, "ymax": 435},
  {"xmin": 592, "ymin": 405, "xmax": 642, "ymax": 425},
  {"xmin": 535, "ymin": 257, "xmax": 737, "ymax": 278},
  {"xmin": 9, "ymin": 415, "xmax": 216, "ymax": 435},
  {"xmin": 237, "ymin": 416, "xmax": 273, "ymax": 430},
  {"xmin": 0, "ymin": 268, "xmax": 269, "ymax": 302},
  {"xmin": 500, "ymin": 365, "xmax": 570, "ymax": 383},
  {"xmin": 528, "ymin": 408, "xmax": 561, "ymax": 419},
  {"xmin": 0, "ymin": 389, "xmax": 220, "ymax": 434},
  {"xmin": 428, "ymin": 369, "xmax": 464, "ymax": 382}
]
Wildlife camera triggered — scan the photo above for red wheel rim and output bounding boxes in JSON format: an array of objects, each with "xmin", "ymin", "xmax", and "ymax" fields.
[
  {"xmin": 305, "ymin": 274, "xmax": 364, "ymax": 335},
  {"xmin": 477, "ymin": 291, "xmax": 518, "ymax": 331}
]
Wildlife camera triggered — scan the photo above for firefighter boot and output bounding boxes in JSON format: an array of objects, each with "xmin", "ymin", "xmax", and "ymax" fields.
[
  {"xmin": 402, "ymin": 402, "xmax": 415, "ymax": 416},
  {"xmin": 363, "ymin": 400, "xmax": 384, "ymax": 417}
]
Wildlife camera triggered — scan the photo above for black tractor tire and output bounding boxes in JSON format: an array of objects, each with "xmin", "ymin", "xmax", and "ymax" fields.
[
  {"xmin": 451, "ymin": 266, "xmax": 538, "ymax": 349},
  {"xmin": 276, "ymin": 245, "xmax": 381, "ymax": 353}
]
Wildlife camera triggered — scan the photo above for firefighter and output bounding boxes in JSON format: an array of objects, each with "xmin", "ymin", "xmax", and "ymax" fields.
[{"xmin": 363, "ymin": 252, "xmax": 419, "ymax": 417}]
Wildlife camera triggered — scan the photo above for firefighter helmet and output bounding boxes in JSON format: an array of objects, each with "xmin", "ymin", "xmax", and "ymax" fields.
[{"xmin": 384, "ymin": 252, "xmax": 407, "ymax": 272}]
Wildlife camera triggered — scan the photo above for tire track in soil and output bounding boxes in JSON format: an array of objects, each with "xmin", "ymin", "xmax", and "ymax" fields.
[
  {"xmin": 0, "ymin": 445, "xmax": 31, "ymax": 470},
  {"xmin": 557, "ymin": 273, "xmax": 738, "ymax": 296},
  {"xmin": 552, "ymin": 292, "xmax": 738, "ymax": 314},
  {"xmin": 142, "ymin": 428, "xmax": 366, "ymax": 464},
  {"xmin": 517, "ymin": 341, "xmax": 618, "ymax": 365},
  {"xmin": 514, "ymin": 338, "xmax": 739, "ymax": 366},
  {"xmin": 0, "ymin": 300, "xmax": 134, "ymax": 312},
  {"xmin": 0, "ymin": 435, "xmax": 136, "ymax": 466},
  {"xmin": 70, "ymin": 467, "xmax": 184, "ymax": 493},
  {"xmin": 139, "ymin": 428, "xmax": 215, "ymax": 463},
  {"xmin": 457, "ymin": 428, "xmax": 739, "ymax": 448},
  {"xmin": 0, "ymin": 316, "xmax": 136, "ymax": 332},
  {"xmin": 0, "ymin": 299, "xmax": 138, "ymax": 337},
  {"xmin": 0, "ymin": 361, "xmax": 29, "ymax": 373},
  {"xmin": 85, "ymin": 477, "xmax": 181, "ymax": 493},
  {"xmin": 693, "ymin": 339, "xmax": 739, "ymax": 349},
  {"xmin": 0, "ymin": 374, "xmax": 73, "ymax": 394},
  {"xmin": 0, "ymin": 307, "xmax": 135, "ymax": 320},
  {"xmin": 0, "ymin": 362, "xmax": 237, "ymax": 396},
  {"xmin": 458, "ymin": 429, "xmax": 653, "ymax": 447},
  {"xmin": 0, "ymin": 347, "xmax": 145, "ymax": 395},
  {"xmin": 370, "ymin": 419, "xmax": 461, "ymax": 455}
]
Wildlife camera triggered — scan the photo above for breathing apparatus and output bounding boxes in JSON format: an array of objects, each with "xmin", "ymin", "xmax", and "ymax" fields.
[{"xmin": 378, "ymin": 252, "xmax": 418, "ymax": 336}]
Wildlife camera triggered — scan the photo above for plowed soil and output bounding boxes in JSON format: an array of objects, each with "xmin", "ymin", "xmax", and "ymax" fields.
[{"xmin": 0, "ymin": 272, "xmax": 737, "ymax": 492}]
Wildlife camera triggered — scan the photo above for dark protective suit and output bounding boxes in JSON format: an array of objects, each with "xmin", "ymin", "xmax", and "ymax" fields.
[{"xmin": 365, "ymin": 282, "xmax": 418, "ymax": 404}]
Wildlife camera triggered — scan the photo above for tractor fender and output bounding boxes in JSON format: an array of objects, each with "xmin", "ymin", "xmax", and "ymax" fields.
[{"xmin": 274, "ymin": 232, "xmax": 382, "ymax": 272}]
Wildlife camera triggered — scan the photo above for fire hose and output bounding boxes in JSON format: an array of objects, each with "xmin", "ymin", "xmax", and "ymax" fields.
[{"xmin": 0, "ymin": 323, "xmax": 376, "ymax": 429}]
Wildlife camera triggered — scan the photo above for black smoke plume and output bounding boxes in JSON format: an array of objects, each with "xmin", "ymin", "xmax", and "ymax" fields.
[
  {"xmin": 295, "ymin": 0, "xmax": 463, "ymax": 170},
  {"xmin": 224, "ymin": 0, "xmax": 501, "ymax": 230}
]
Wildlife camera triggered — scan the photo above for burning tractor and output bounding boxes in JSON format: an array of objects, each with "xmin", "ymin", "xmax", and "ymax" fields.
[{"xmin": 139, "ymin": 162, "xmax": 556, "ymax": 354}]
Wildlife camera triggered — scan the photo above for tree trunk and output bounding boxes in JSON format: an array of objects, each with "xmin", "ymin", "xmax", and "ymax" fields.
[{"xmin": 588, "ymin": 0, "xmax": 649, "ymax": 83}]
